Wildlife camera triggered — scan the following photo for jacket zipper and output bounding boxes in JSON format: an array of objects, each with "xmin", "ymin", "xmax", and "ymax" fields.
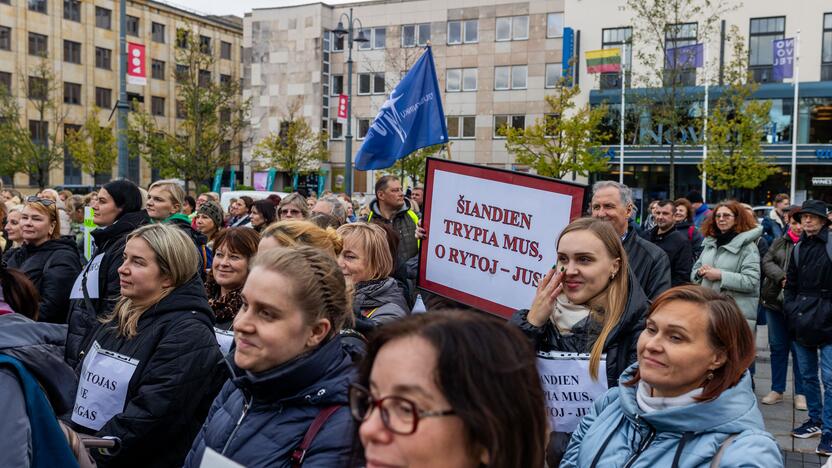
[
  {"xmin": 623, "ymin": 414, "xmax": 656, "ymax": 468},
  {"xmin": 221, "ymin": 395, "xmax": 252, "ymax": 455}
]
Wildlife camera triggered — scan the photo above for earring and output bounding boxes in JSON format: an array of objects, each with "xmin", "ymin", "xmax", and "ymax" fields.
[
  {"xmin": 706, "ymin": 371, "xmax": 715, "ymax": 381},
  {"xmin": 610, "ymin": 272, "xmax": 617, "ymax": 280}
]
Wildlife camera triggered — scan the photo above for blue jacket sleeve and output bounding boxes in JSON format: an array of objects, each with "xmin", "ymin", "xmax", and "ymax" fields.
[
  {"xmin": 560, "ymin": 387, "xmax": 621, "ymax": 468},
  {"xmin": 715, "ymin": 430, "xmax": 783, "ymax": 467}
]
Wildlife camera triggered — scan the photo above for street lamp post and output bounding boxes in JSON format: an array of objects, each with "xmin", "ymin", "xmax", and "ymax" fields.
[{"xmin": 333, "ymin": 9, "xmax": 368, "ymax": 197}]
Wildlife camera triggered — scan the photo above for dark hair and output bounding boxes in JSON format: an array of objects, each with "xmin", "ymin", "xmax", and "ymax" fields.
[
  {"xmin": 655, "ymin": 199, "xmax": 674, "ymax": 209},
  {"xmin": 374, "ymin": 175, "xmax": 399, "ymax": 198},
  {"xmin": 101, "ymin": 179, "xmax": 144, "ymax": 216},
  {"xmin": 701, "ymin": 200, "xmax": 757, "ymax": 237},
  {"xmin": 0, "ymin": 263, "xmax": 40, "ymax": 319},
  {"xmin": 239, "ymin": 196, "xmax": 254, "ymax": 210},
  {"xmin": 266, "ymin": 194, "xmax": 282, "ymax": 206},
  {"xmin": 252, "ymin": 199, "xmax": 277, "ymax": 227},
  {"xmin": 674, "ymin": 198, "xmax": 694, "ymax": 223},
  {"xmin": 183, "ymin": 195, "xmax": 197, "ymax": 211},
  {"xmin": 686, "ymin": 190, "xmax": 704, "ymax": 204},
  {"xmin": 625, "ymin": 285, "xmax": 754, "ymax": 401},
  {"xmin": 212, "ymin": 227, "xmax": 260, "ymax": 259},
  {"xmin": 309, "ymin": 212, "xmax": 342, "ymax": 230},
  {"xmin": 357, "ymin": 310, "xmax": 547, "ymax": 468}
]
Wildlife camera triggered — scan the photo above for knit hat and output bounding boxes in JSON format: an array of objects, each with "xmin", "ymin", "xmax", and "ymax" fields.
[
  {"xmin": 198, "ymin": 201, "xmax": 224, "ymax": 229},
  {"xmin": 102, "ymin": 179, "xmax": 144, "ymax": 216}
]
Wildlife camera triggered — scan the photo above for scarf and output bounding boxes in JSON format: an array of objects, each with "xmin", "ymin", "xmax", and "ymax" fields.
[
  {"xmin": 205, "ymin": 275, "xmax": 244, "ymax": 323},
  {"xmin": 636, "ymin": 381, "xmax": 703, "ymax": 413},
  {"xmin": 787, "ymin": 227, "xmax": 800, "ymax": 244},
  {"xmin": 714, "ymin": 229, "xmax": 739, "ymax": 247},
  {"xmin": 549, "ymin": 294, "xmax": 592, "ymax": 334}
]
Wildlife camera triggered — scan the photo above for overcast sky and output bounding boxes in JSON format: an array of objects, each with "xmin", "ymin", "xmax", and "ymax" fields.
[{"xmin": 162, "ymin": 0, "xmax": 368, "ymax": 18}]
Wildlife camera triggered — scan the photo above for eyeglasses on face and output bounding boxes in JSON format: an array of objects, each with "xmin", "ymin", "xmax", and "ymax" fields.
[
  {"xmin": 714, "ymin": 213, "xmax": 735, "ymax": 219},
  {"xmin": 348, "ymin": 383, "xmax": 456, "ymax": 435},
  {"xmin": 280, "ymin": 208, "xmax": 302, "ymax": 216},
  {"xmin": 26, "ymin": 196, "xmax": 55, "ymax": 207}
]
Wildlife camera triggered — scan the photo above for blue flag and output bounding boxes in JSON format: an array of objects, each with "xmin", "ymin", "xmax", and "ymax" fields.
[
  {"xmin": 772, "ymin": 38, "xmax": 795, "ymax": 81},
  {"xmin": 354, "ymin": 47, "xmax": 448, "ymax": 171},
  {"xmin": 665, "ymin": 43, "xmax": 703, "ymax": 69}
]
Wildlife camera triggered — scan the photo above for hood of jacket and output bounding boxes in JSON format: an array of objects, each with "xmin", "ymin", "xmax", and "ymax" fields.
[
  {"xmin": 227, "ymin": 334, "xmax": 354, "ymax": 406},
  {"xmin": 354, "ymin": 277, "xmax": 409, "ymax": 311},
  {"xmin": 368, "ymin": 198, "xmax": 413, "ymax": 221},
  {"xmin": 91, "ymin": 210, "xmax": 150, "ymax": 249},
  {"xmin": 164, "ymin": 213, "xmax": 192, "ymax": 224},
  {"xmin": 702, "ymin": 225, "xmax": 762, "ymax": 254},
  {"xmin": 0, "ymin": 314, "xmax": 77, "ymax": 414},
  {"xmin": 616, "ymin": 363, "xmax": 765, "ymax": 434},
  {"xmin": 137, "ymin": 274, "xmax": 214, "ymax": 330}
]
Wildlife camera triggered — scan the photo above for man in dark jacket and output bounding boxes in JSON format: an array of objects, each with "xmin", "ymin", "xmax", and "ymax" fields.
[
  {"xmin": 783, "ymin": 200, "xmax": 832, "ymax": 454},
  {"xmin": 591, "ymin": 181, "xmax": 671, "ymax": 299},
  {"xmin": 363, "ymin": 176, "xmax": 420, "ymax": 266},
  {"xmin": 643, "ymin": 200, "xmax": 693, "ymax": 287}
]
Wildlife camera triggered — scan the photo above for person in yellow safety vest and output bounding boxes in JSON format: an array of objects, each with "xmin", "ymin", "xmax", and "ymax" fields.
[{"xmin": 363, "ymin": 175, "xmax": 421, "ymax": 264}]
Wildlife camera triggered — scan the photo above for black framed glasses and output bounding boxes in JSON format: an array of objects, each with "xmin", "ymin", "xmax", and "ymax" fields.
[
  {"xmin": 26, "ymin": 196, "xmax": 55, "ymax": 207},
  {"xmin": 348, "ymin": 383, "xmax": 456, "ymax": 435},
  {"xmin": 279, "ymin": 208, "xmax": 302, "ymax": 217}
]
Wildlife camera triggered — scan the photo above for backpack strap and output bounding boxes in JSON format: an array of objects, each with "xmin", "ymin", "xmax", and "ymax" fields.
[
  {"xmin": 291, "ymin": 405, "xmax": 343, "ymax": 468},
  {"xmin": 794, "ymin": 241, "xmax": 801, "ymax": 268},
  {"xmin": 709, "ymin": 433, "xmax": 739, "ymax": 468}
]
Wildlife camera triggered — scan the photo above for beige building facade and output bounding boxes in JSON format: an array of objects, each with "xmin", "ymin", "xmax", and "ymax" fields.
[{"xmin": 0, "ymin": 0, "xmax": 243, "ymax": 188}]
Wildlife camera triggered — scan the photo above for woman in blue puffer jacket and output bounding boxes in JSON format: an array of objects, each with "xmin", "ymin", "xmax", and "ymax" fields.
[
  {"xmin": 562, "ymin": 285, "xmax": 781, "ymax": 468},
  {"xmin": 184, "ymin": 246, "xmax": 357, "ymax": 468}
]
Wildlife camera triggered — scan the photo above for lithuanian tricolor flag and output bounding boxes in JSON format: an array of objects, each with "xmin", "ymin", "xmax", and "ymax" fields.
[{"xmin": 586, "ymin": 48, "xmax": 621, "ymax": 74}]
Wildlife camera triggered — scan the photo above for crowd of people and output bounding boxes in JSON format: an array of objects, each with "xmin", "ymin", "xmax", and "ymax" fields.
[{"xmin": 1, "ymin": 175, "xmax": 831, "ymax": 467}]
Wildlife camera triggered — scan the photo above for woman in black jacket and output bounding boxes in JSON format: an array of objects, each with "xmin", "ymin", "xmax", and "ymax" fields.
[
  {"xmin": 69, "ymin": 224, "xmax": 225, "ymax": 468},
  {"xmin": 6, "ymin": 197, "xmax": 81, "ymax": 323},
  {"xmin": 65, "ymin": 180, "xmax": 149, "ymax": 369}
]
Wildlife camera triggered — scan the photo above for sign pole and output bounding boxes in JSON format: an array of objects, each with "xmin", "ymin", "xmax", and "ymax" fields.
[
  {"xmin": 619, "ymin": 44, "xmax": 626, "ymax": 184},
  {"xmin": 790, "ymin": 31, "xmax": 800, "ymax": 202},
  {"xmin": 117, "ymin": 0, "xmax": 129, "ymax": 180},
  {"xmin": 701, "ymin": 42, "xmax": 709, "ymax": 203}
]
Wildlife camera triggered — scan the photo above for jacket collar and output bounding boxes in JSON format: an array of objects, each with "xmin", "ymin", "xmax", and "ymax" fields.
[
  {"xmin": 91, "ymin": 210, "xmax": 149, "ymax": 246},
  {"xmin": 768, "ymin": 209, "xmax": 785, "ymax": 228},
  {"xmin": 369, "ymin": 198, "xmax": 411, "ymax": 221},
  {"xmin": 703, "ymin": 225, "xmax": 762, "ymax": 254}
]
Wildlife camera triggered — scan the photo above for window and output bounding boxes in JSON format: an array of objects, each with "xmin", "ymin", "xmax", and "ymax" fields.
[
  {"xmin": 64, "ymin": 125, "xmax": 82, "ymax": 185},
  {"xmin": 545, "ymin": 63, "xmax": 563, "ymax": 88},
  {"xmin": 0, "ymin": 72, "xmax": 11, "ymax": 92},
  {"xmin": 63, "ymin": 82, "xmax": 81, "ymax": 105},
  {"xmin": 823, "ymin": 14, "xmax": 832, "ymax": 81},
  {"xmin": 221, "ymin": 41, "xmax": 232, "ymax": 59},
  {"xmin": 600, "ymin": 27, "xmax": 632, "ymax": 90},
  {"xmin": 331, "ymin": 75, "xmax": 343, "ymax": 95},
  {"xmin": 0, "ymin": 26, "xmax": 10, "ymax": 51},
  {"xmin": 402, "ymin": 23, "xmax": 430, "ymax": 47},
  {"xmin": 152, "ymin": 22, "xmax": 166, "ymax": 43},
  {"xmin": 496, "ymin": 16, "xmax": 528, "ymax": 41},
  {"xmin": 95, "ymin": 87, "xmax": 111, "ymax": 109},
  {"xmin": 358, "ymin": 27, "xmax": 385, "ymax": 50},
  {"xmin": 446, "ymin": 68, "xmax": 477, "ymax": 92},
  {"xmin": 494, "ymin": 65, "xmax": 527, "ymax": 90},
  {"xmin": 175, "ymin": 64, "xmax": 188, "ymax": 83},
  {"xmin": 176, "ymin": 100, "xmax": 186, "ymax": 119},
  {"xmin": 220, "ymin": 74, "xmax": 231, "ymax": 86},
  {"xmin": 126, "ymin": 15, "xmax": 140, "ymax": 37},
  {"xmin": 547, "ymin": 13, "xmax": 564, "ymax": 38},
  {"xmin": 95, "ymin": 47, "xmax": 112, "ymax": 70},
  {"xmin": 28, "ymin": 76, "xmax": 48, "ymax": 100},
  {"xmin": 64, "ymin": 0, "xmax": 81, "ymax": 22},
  {"xmin": 665, "ymin": 22, "xmax": 698, "ymax": 86},
  {"xmin": 357, "ymin": 118, "xmax": 370, "ymax": 139},
  {"xmin": 199, "ymin": 35, "xmax": 211, "ymax": 54},
  {"xmin": 448, "ymin": 20, "xmax": 478, "ymax": 44},
  {"xmin": 29, "ymin": 120, "xmax": 48, "ymax": 146},
  {"xmin": 494, "ymin": 115, "xmax": 524, "ymax": 137},
  {"xmin": 749, "ymin": 17, "xmax": 785, "ymax": 82},
  {"xmin": 151, "ymin": 59, "xmax": 165, "ymax": 80},
  {"xmin": 151, "ymin": 96, "xmax": 165, "ymax": 116},
  {"xmin": 29, "ymin": 0, "xmax": 47, "ymax": 14},
  {"xmin": 28, "ymin": 33, "xmax": 48, "ymax": 57},
  {"xmin": 63, "ymin": 40, "xmax": 81, "ymax": 64},
  {"xmin": 330, "ymin": 119, "xmax": 343, "ymax": 139},
  {"xmin": 446, "ymin": 116, "xmax": 476, "ymax": 139},
  {"xmin": 220, "ymin": 109, "xmax": 230, "ymax": 123},
  {"xmin": 176, "ymin": 29, "xmax": 189, "ymax": 48},
  {"xmin": 199, "ymin": 70, "xmax": 211, "ymax": 87},
  {"xmin": 331, "ymin": 32, "xmax": 344, "ymax": 52},
  {"xmin": 358, "ymin": 72, "xmax": 385, "ymax": 94},
  {"xmin": 95, "ymin": 7, "xmax": 112, "ymax": 29}
]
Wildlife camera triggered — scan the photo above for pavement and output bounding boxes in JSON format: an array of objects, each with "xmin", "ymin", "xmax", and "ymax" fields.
[{"xmin": 756, "ymin": 325, "xmax": 829, "ymax": 468}]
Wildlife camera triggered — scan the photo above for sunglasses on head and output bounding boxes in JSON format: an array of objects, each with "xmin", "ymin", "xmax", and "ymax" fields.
[{"xmin": 26, "ymin": 196, "xmax": 56, "ymax": 207}]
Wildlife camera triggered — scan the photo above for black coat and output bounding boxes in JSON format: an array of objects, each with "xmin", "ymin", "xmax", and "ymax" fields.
[
  {"xmin": 623, "ymin": 222, "xmax": 671, "ymax": 300},
  {"xmin": 673, "ymin": 221, "xmax": 704, "ymax": 260},
  {"xmin": 510, "ymin": 270, "xmax": 649, "ymax": 388},
  {"xmin": 65, "ymin": 210, "xmax": 150, "ymax": 369},
  {"xmin": 645, "ymin": 226, "xmax": 693, "ymax": 287},
  {"xmin": 71, "ymin": 275, "xmax": 226, "ymax": 468},
  {"xmin": 784, "ymin": 228, "xmax": 832, "ymax": 347},
  {"xmin": 761, "ymin": 234, "xmax": 794, "ymax": 311},
  {"xmin": 6, "ymin": 238, "xmax": 82, "ymax": 323}
]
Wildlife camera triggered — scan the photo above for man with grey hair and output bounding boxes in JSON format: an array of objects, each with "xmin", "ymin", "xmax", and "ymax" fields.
[
  {"xmin": 312, "ymin": 195, "xmax": 347, "ymax": 225},
  {"xmin": 590, "ymin": 180, "xmax": 671, "ymax": 299}
]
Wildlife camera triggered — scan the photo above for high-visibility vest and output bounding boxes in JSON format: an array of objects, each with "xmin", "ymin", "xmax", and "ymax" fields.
[{"xmin": 367, "ymin": 209, "xmax": 421, "ymax": 249}]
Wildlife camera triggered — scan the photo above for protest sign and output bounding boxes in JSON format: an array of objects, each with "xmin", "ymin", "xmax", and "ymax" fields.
[
  {"xmin": 70, "ymin": 253, "xmax": 104, "ymax": 300},
  {"xmin": 200, "ymin": 448, "xmax": 245, "ymax": 468},
  {"xmin": 215, "ymin": 328, "xmax": 234, "ymax": 356},
  {"xmin": 83, "ymin": 207, "xmax": 96, "ymax": 261},
  {"xmin": 72, "ymin": 341, "xmax": 139, "ymax": 431},
  {"xmin": 418, "ymin": 158, "xmax": 585, "ymax": 318},
  {"xmin": 537, "ymin": 352, "xmax": 609, "ymax": 433}
]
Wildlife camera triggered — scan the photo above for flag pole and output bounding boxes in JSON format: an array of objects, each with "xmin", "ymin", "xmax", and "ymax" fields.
[
  {"xmin": 619, "ymin": 44, "xmax": 626, "ymax": 184},
  {"xmin": 701, "ymin": 42, "xmax": 709, "ymax": 203},
  {"xmin": 790, "ymin": 31, "xmax": 800, "ymax": 202}
]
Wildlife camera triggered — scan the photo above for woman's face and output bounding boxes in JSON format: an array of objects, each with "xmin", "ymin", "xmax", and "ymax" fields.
[
  {"xmin": 279, "ymin": 202, "xmax": 304, "ymax": 220},
  {"xmin": 790, "ymin": 217, "xmax": 803, "ymax": 236},
  {"xmin": 360, "ymin": 336, "xmax": 481, "ymax": 468},
  {"xmin": 250, "ymin": 207, "xmax": 264, "ymax": 227},
  {"xmin": 195, "ymin": 213, "xmax": 218, "ymax": 235},
  {"xmin": 714, "ymin": 207, "xmax": 736, "ymax": 233},
  {"xmin": 556, "ymin": 230, "xmax": 620, "ymax": 305},
  {"xmin": 146, "ymin": 187, "xmax": 178, "ymax": 221},
  {"xmin": 233, "ymin": 267, "xmax": 328, "ymax": 373},
  {"xmin": 338, "ymin": 237, "xmax": 372, "ymax": 284},
  {"xmin": 231, "ymin": 200, "xmax": 246, "ymax": 217},
  {"xmin": 4, "ymin": 211, "xmax": 22, "ymax": 242},
  {"xmin": 182, "ymin": 202, "xmax": 194, "ymax": 216},
  {"xmin": 92, "ymin": 188, "xmax": 122, "ymax": 227},
  {"xmin": 19, "ymin": 205, "xmax": 55, "ymax": 246},
  {"xmin": 117, "ymin": 237, "xmax": 171, "ymax": 305},
  {"xmin": 306, "ymin": 197, "xmax": 317, "ymax": 210},
  {"xmin": 673, "ymin": 205, "xmax": 688, "ymax": 223},
  {"xmin": 637, "ymin": 300, "xmax": 726, "ymax": 398},
  {"xmin": 212, "ymin": 243, "xmax": 249, "ymax": 291},
  {"xmin": 1, "ymin": 190, "xmax": 11, "ymax": 202}
]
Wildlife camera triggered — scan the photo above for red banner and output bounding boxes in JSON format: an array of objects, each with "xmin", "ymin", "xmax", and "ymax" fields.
[
  {"xmin": 337, "ymin": 94, "xmax": 348, "ymax": 121},
  {"xmin": 126, "ymin": 42, "xmax": 146, "ymax": 86}
]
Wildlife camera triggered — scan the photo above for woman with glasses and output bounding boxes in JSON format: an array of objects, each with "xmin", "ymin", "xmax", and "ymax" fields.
[
  {"xmin": 184, "ymin": 246, "xmax": 356, "ymax": 468},
  {"xmin": 249, "ymin": 199, "xmax": 277, "ymax": 233},
  {"xmin": 351, "ymin": 310, "xmax": 547, "ymax": 468},
  {"xmin": 278, "ymin": 193, "xmax": 310, "ymax": 220},
  {"xmin": 692, "ymin": 201, "xmax": 763, "ymax": 330},
  {"xmin": 5, "ymin": 197, "xmax": 81, "ymax": 323}
]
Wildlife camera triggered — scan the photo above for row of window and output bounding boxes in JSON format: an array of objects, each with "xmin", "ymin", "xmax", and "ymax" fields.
[
  {"xmin": 327, "ymin": 114, "xmax": 526, "ymax": 140},
  {"xmin": 330, "ymin": 12, "xmax": 563, "ymax": 51}
]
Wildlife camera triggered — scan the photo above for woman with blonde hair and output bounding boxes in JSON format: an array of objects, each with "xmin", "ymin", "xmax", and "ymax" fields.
[
  {"xmin": 146, "ymin": 179, "xmax": 212, "ymax": 274},
  {"xmin": 70, "ymin": 224, "xmax": 224, "ymax": 468},
  {"xmin": 6, "ymin": 197, "xmax": 81, "ymax": 323},
  {"xmin": 510, "ymin": 216, "xmax": 648, "ymax": 465},
  {"xmin": 2, "ymin": 204, "xmax": 24, "ymax": 261},
  {"xmin": 337, "ymin": 222, "xmax": 409, "ymax": 326},
  {"xmin": 277, "ymin": 193, "xmax": 309, "ymax": 220},
  {"xmin": 259, "ymin": 219, "xmax": 343, "ymax": 257}
]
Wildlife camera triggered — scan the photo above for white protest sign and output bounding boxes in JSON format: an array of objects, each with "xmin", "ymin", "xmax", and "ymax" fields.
[
  {"xmin": 72, "ymin": 341, "xmax": 139, "ymax": 431},
  {"xmin": 418, "ymin": 159, "xmax": 585, "ymax": 318},
  {"xmin": 70, "ymin": 253, "xmax": 104, "ymax": 300},
  {"xmin": 537, "ymin": 352, "xmax": 609, "ymax": 433},
  {"xmin": 200, "ymin": 448, "xmax": 245, "ymax": 468},
  {"xmin": 215, "ymin": 328, "xmax": 234, "ymax": 355},
  {"xmin": 83, "ymin": 207, "xmax": 97, "ymax": 261}
]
